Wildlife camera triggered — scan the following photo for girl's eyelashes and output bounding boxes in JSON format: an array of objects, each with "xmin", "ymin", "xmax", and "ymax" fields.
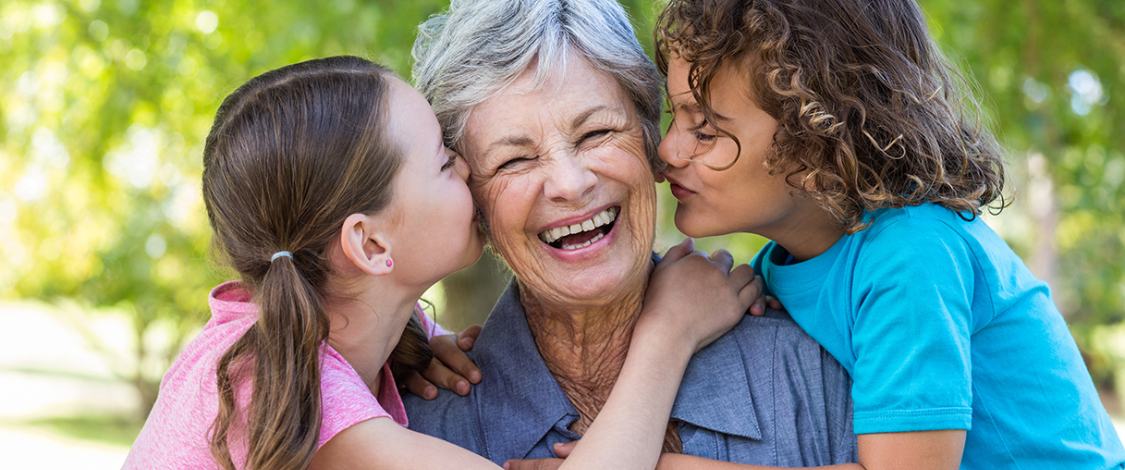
[{"xmin": 441, "ymin": 153, "xmax": 458, "ymax": 171}]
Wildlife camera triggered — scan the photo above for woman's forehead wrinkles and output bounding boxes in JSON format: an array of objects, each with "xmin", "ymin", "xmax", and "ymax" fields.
[
  {"xmin": 484, "ymin": 135, "xmax": 536, "ymax": 155},
  {"xmin": 570, "ymin": 105, "xmax": 608, "ymax": 130}
]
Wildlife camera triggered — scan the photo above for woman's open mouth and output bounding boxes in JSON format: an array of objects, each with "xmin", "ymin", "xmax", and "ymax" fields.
[{"xmin": 537, "ymin": 207, "xmax": 618, "ymax": 251}]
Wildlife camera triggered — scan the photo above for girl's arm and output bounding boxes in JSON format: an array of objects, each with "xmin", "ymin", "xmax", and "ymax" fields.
[
  {"xmin": 313, "ymin": 238, "xmax": 758, "ymax": 470},
  {"xmin": 526, "ymin": 430, "xmax": 963, "ymax": 470},
  {"xmin": 654, "ymin": 431, "xmax": 964, "ymax": 470},
  {"xmin": 657, "ymin": 429, "xmax": 963, "ymax": 470}
]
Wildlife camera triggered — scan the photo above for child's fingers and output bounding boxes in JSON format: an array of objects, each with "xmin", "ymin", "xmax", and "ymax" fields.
[
  {"xmin": 767, "ymin": 295, "xmax": 785, "ymax": 312},
  {"xmin": 729, "ymin": 264, "xmax": 754, "ymax": 289},
  {"xmin": 660, "ymin": 237, "xmax": 695, "ymax": 264},
  {"xmin": 430, "ymin": 333, "xmax": 481, "ymax": 384},
  {"xmin": 553, "ymin": 440, "xmax": 577, "ymax": 458},
  {"xmin": 402, "ymin": 371, "xmax": 438, "ymax": 400},
  {"xmin": 710, "ymin": 248, "xmax": 735, "ymax": 273},
  {"xmin": 737, "ymin": 272, "xmax": 764, "ymax": 310},
  {"xmin": 749, "ymin": 297, "xmax": 767, "ymax": 316},
  {"xmin": 457, "ymin": 324, "xmax": 483, "ymax": 352},
  {"xmin": 421, "ymin": 359, "xmax": 471, "ymax": 396}
]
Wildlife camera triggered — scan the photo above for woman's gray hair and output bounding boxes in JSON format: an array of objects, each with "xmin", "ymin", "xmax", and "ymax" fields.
[{"xmin": 412, "ymin": 0, "xmax": 665, "ymax": 171}]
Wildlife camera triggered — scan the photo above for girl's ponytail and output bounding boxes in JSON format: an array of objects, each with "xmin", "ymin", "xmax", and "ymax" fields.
[
  {"xmin": 202, "ymin": 56, "xmax": 433, "ymax": 470},
  {"xmin": 212, "ymin": 254, "xmax": 328, "ymax": 470}
]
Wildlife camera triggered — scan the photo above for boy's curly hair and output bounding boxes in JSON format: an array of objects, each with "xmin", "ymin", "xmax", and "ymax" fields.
[{"xmin": 656, "ymin": 0, "xmax": 1008, "ymax": 232}]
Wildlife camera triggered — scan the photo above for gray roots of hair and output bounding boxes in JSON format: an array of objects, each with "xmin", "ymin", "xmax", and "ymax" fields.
[{"xmin": 411, "ymin": 0, "xmax": 665, "ymax": 172}]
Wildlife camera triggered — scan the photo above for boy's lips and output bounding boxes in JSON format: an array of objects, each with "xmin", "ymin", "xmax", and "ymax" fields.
[{"xmin": 663, "ymin": 175, "xmax": 695, "ymax": 200}]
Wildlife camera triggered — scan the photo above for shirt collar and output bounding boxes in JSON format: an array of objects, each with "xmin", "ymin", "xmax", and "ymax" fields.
[
  {"xmin": 672, "ymin": 329, "xmax": 762, "ymax": 440},
  {"xmin": 474, "ymin": 281, "xmax": 580, "ymax": 460},
  {"xmin": 472, "ymin": 266, "xmax": 763, "ymax": 460}
]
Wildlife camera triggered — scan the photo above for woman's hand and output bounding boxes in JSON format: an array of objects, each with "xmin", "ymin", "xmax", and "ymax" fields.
[
  {"xmin": 403, "ymin": 325, "xmax": 483, "ymax": 399},
  {"xmin": 639, "ymin": 238, "xmax": 761, "ymax": 353}
]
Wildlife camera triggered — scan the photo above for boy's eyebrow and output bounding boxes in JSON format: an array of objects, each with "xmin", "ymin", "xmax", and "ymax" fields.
[{"xmin": 673, "ymin": 99, "xmax": 732, "ymax": 123}]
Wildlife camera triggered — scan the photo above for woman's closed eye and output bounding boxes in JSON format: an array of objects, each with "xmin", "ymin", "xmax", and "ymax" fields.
[
  {"xmin": 496, "ymin": 155, "xmax": 535, "ymax": 172},
  {"xmin": 580, "ymin": 128, "xmax": 611, "ymax": 143}
]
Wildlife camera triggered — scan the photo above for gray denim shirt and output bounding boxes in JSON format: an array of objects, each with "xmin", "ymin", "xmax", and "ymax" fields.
[{"xmin": 404, "ymin": 280, "xmax": 858, "ymax": 466}]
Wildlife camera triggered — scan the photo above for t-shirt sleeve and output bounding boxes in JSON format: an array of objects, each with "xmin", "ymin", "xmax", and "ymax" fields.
[
  {"xmin": 317, "ymin": 348, "xmax": 395, "ymax": 450},
  {"xmin": 849, "ymin": 219, "xmax": 975, "ymax": 434},
  {"xmin": 415, "ymin": 303, "xmax": 449, "ymax": 338}
]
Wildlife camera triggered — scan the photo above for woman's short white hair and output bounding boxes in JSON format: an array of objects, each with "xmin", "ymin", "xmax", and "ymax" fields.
[{"xmin": 412, "ymin": 0, "xmax": 664, "ymax": 171}]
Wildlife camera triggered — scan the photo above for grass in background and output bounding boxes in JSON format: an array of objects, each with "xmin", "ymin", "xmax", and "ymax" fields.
[{"xmin": 7, "ymin": 414, "xmax": 143, "ymax": 448}]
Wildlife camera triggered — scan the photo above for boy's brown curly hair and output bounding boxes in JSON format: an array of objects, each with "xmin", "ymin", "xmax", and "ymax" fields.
[{"xmin": 656, "ymin": 0, "xmax": 1008, "ymax": 233}]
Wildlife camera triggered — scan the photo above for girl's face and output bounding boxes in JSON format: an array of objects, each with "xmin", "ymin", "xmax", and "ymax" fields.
[
  {"xmin": 384, "ymin": 80, "xmax": 484, "ymax": 287},
  {"xmin": 657, "ymin": 59, "xmax": 806, "ymax": 241}
]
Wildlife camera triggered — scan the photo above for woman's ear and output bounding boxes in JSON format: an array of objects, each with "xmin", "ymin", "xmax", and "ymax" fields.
[{"xmin": 340, "ymin": 213, "xmax": 393, "ymax": 276}]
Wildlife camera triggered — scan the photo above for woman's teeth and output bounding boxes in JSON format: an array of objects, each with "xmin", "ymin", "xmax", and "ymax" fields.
[
  {"xmin": 538, "ymin": 207, "xmax": 618, "ymax": 245},
  {"xmin": 562, "ymin": 232, "xmax": 604, "ymax": 250}
]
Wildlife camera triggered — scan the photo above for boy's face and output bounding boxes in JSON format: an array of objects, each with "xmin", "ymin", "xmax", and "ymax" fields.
[{"xmin": 658, "ymin": 58, "xmax": 835, "ymax": 258}]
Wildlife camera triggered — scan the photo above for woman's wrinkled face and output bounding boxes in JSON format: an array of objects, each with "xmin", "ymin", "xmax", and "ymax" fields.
[{"xmin": 460, "ymin": 55, "xmax": 657, "ymax": 305}]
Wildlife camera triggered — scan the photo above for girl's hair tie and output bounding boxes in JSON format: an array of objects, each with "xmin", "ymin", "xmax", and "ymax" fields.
[{"xmin": 270, "ymin": 251, "xmax": 293, "ymax": 262}]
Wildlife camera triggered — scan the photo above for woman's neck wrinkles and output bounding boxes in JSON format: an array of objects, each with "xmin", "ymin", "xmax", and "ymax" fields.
[{"xmin": 519, "ymin": 279, "xmax": 645, "ymax": 435}]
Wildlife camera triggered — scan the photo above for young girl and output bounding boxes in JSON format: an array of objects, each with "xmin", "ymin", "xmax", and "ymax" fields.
[
  {"xmin": 123, "ymin": 56, "xmax": 762, "ymax": 470},
  {"xmin": 652, "ymin": 0, "xmax": 1125, "ymax": 469}
]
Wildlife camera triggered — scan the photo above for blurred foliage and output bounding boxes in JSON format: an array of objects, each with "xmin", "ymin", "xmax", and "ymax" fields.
[{"xmin": 0, "ymin": 0, "xmax": 1123, "ymax": 415}]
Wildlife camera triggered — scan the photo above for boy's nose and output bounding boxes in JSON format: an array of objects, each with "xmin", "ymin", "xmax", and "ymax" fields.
[{"xmin": 658, "ymin": 124, "xmax": 689, "ymax": 168}]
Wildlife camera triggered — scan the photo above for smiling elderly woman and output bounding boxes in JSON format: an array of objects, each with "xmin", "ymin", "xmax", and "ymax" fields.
[{"xmin": 401, "ymin": 0, "xmax": 857, "ymax": 467}]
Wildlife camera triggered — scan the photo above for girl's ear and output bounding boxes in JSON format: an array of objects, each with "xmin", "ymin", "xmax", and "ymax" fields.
[{"xmin": 340, "ymin": 213, "xmax": 393, "ymax": 276}]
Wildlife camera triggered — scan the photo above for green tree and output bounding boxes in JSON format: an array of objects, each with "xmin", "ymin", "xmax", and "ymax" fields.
[
  {"xmin": 0, "ymin": 0, "xmax": 456, "ymax": 418},
  {"xmin": 2, "ymin": 0, "xmax": 1123, "ymax": 419}
]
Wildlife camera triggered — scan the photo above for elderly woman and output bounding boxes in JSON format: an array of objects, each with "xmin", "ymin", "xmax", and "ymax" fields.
[{"xmin": 402, "ymin": 0, "xmax": 857, "ymax": 467}]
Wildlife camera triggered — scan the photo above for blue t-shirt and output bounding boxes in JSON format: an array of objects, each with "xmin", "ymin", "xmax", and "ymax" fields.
[{"xmin": 753, "ymin": 203, "xmax": 1124, "ymax": 469}]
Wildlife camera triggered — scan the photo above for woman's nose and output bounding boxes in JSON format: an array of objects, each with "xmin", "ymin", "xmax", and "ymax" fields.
[
  {"xmin": 658, "ymin": 122, "xmax": 688, "ymax": 168},
  {"xmin": 543, "ymin": 151, "xmax": 597, "ymax": 203}
]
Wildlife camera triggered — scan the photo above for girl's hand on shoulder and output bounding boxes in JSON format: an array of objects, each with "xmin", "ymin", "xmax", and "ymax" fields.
[
  {"xmin": 641, "ymin": 238, "xmax": 761, "ymax": 353},
  {"xmin": 404, "ymin": 325, "xmax": 483, "ymax": 399}
]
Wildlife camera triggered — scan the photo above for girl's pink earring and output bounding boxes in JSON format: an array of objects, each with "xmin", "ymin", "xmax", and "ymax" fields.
[{"xmin": 386, "ymin": 259, "xmax": 393, "ymax": 268}]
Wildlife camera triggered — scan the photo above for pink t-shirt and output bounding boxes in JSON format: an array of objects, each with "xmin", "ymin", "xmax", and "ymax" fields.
[{"xmin": 124, "ymin": 281, "xmax": 448, "ymax": 469}]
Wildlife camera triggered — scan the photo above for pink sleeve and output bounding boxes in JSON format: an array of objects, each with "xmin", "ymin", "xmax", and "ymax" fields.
[
  {"xmin": 316, "ymin": 347, "xmax": 396, "ymax": 450},
  {"xmin": 415, "ymin": 303, "xmax": 450, "ymax": 338}
]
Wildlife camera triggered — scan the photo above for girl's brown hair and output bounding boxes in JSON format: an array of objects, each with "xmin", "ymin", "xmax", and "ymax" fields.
[
  {"xmin": 202, "ymin": 56, "xmax": 433, "ymax": 470},
  {"xmin": 656, "ymin": 0, "xmax": 1008, "ymax": 232}
]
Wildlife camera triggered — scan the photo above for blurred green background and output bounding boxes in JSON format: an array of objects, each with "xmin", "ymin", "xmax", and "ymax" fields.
[{"xmin": 0, "ymin": 0, "xmax": 1122, "ymax": 465}]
